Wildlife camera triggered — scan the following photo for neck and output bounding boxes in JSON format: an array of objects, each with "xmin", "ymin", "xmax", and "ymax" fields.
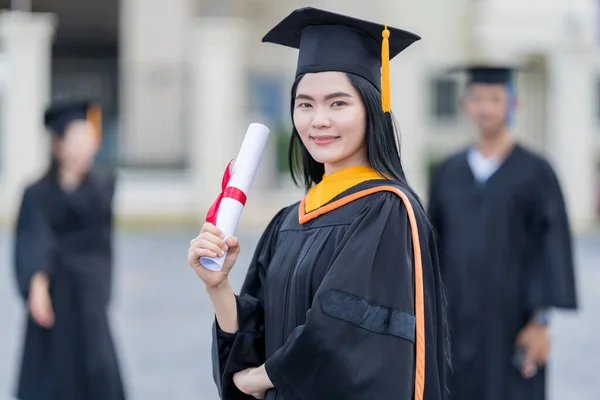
[
  {"xmin": 323, "ymin": 149, "xmax": 369, "ymax": 177},
  {"xmin": 476, "ymin": 128, "xmax": 514, "ymax": 159},
  {"xmin": 58, "ymin": 168, "xmax": 85, "ymax": 192}
]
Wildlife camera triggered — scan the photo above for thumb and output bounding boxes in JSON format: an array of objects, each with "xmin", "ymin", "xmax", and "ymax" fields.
[
  {"xmin": 226, "ymin": 237, "xmax": 240, "ymax": 253},
  {"xmin": 521, "ymin": 347, "xmax": 537, "ymax": 378},
  {"xmin": 46, "ymin": 299, "xmax": 55, "ymax": 328}
]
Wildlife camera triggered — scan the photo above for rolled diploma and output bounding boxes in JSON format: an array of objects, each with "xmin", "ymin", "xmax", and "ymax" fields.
[{"xmin": 200, "ymin": 123, "xmax": 271, "ymax": 271}]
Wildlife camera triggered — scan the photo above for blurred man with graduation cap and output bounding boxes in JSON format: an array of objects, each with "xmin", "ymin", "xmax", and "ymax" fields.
[
  {"xmin": 427, "ymin": 64, "xmax": 578, "ymax": 400},
  {"xmin": 13, "ymin": 99, "xmax": 126, "ymax": 400},
  {"xmin": 188, "ymin": 6, "xmax": 450, "ymax": 400}
]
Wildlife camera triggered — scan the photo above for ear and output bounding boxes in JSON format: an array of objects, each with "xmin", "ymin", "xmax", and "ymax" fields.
[
  {"xmin": 459, "ymin": 94, "xmax": 468, "ymax": 112},
  {"xmin": 51, "ymin": 136, "xmax": 61, "ymax": 156}
]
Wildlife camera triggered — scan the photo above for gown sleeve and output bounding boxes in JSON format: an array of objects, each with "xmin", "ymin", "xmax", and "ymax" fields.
[
  {"xmin": 13, "ymin": 186, "xmax": 56, "ymax": 301},
  {"xmin": 526, "ymin": 160, "xmax": 578, "ymax": 311},
  {"xmin": 264, "ymin": 192, "xmax": 432, "ymax": 400},
  {"xmin": 211, "ymin": 206, "xmax": 291, "ymax": 399}
]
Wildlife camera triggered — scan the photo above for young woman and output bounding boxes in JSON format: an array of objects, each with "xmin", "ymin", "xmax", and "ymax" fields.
[
  {"xmin": 188, "ymin": 7, "xmax": 449, "ymax": 400},
  {"xmin": 13, "ymin": 100, "xmax": 126, "ymax": 400}
]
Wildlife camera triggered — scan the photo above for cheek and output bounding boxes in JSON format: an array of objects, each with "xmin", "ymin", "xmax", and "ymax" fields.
[
  {"xmin": 337, "ymin": 110, "xmax": 366, "ymax": 141},
  {"xmin": 293, "ymin": 110, "xmax": 311, "ymax": 137}
]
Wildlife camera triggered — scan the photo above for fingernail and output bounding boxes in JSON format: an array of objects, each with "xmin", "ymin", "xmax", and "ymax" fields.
[{"xmin": 223, "ymin": 245, "xmax": 229, "ymax": 251}]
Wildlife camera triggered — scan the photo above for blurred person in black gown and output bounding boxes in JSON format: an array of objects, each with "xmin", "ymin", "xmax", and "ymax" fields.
[
  {"xmin": 13, "ymin": 100, "xmax": 127, "ymax": 400},
  {"xmin": 427, "ymin": 65, "xmax": 578, "ymax": 400}
]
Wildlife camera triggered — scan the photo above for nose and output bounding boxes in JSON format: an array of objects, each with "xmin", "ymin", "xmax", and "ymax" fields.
[{"xmin": 311, "ymin": 107, "xmax": 332, "ymax": 129}]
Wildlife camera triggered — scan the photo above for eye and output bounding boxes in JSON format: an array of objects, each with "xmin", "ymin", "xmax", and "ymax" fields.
[
  {"xmin": 296, "ymin": 102, "xmax": 312, "ymax": 109},
  {"xmin": 331, "ymin": 101, "xmax": 347, "ymax": 107}
]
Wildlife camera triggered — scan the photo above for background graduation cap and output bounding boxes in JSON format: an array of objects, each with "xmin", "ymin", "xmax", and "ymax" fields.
[
  {"xmin": 262, "ymin": 7, "xmax": 421, "ymax": 113},
  {"xmin": 44, "ymin": 99, "xmax": 102, "ymax": 141},
  {"xmin": 448, "ymin": 64, "xmax": 521, "ymax": 86}
]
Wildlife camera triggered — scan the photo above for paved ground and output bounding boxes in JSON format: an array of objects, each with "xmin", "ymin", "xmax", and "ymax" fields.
[{"xmin": 0, "ymin": 228, "xmax": 599, "ymax": 400}]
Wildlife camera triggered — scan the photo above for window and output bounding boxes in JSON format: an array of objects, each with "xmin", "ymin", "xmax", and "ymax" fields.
[{"xmin": 430, "ymin": 76, "xmax": 459, "ymax": 122}]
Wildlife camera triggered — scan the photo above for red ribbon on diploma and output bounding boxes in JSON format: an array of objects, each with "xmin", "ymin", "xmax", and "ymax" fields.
[{"xmin": 206, "ymin": 160, "xmax": 248, "ymax": 225}]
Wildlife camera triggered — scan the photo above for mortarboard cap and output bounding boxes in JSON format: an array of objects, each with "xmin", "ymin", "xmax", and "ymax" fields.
[
  {"xmin": 448, "ymin": 64, "xmax": 522, "ymax": 86},
  {"xmin": 262, "ymin": 7, "xmax": 421, "ymax": 113},
  {"xmin": 465, "ymin": 66, "xmax": 513, "ymax": 85},
  {"xmin": 44, "ymin": 99, "xmax": 102, "ymax": 141}
]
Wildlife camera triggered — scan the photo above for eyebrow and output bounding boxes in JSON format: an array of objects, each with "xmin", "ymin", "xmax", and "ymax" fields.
[{"xmin": 295, "ymin": 92, "xmax": 353, "ymax": 101}]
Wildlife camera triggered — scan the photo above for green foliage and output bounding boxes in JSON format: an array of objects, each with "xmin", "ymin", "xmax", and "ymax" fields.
[{"xmin": 273, "ymin": 122, "xmax": 301, "ymax": 175}]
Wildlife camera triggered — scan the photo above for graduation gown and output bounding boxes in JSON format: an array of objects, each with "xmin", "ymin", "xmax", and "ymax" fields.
[
  {"xmin": 13, "ymin": 171, "xmax": 126, "ymax": 400},
  {"xmin": 212, "ymin": 179, "xmax": 448, "ymax": 400},
  {"xmin": 427, "ymin": 144, "xmax": 578, "ymax": 400}
]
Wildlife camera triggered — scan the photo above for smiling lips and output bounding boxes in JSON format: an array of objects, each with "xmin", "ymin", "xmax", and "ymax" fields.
[{"xmin": 310, "ymin": 135, "xmax": 340, "ymax": 145}]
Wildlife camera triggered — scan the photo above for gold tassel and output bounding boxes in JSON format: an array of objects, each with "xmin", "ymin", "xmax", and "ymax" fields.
[
  {"xmin": 87, "ymin": 104, "xmax": 103, "ymax": 143},
  {"xmin": 381, "ymin": 24, "xmax": 391, "ymax": 113}
]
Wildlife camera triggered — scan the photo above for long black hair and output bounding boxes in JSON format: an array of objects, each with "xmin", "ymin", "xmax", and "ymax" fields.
[
  {"xmin": 287, "ymin": 72, "xmax": 423, "ymax": 206},
  {"xmin": 42, "ymin": 136, "xmax": 61, "ymax": 183}
]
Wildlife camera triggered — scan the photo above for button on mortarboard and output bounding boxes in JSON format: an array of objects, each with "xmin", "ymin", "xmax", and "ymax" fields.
[{"xmin": 262, "ymin": 7, "xmax": 421, "ymax": 112}]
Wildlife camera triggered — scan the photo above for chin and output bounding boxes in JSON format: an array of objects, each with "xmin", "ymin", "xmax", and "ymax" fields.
[
  {"xmin": 478, "ymin": 122, "xmax": 504, "ymax": 136},
  {"xmin": 307, "ymin": 150, "xmax": 342, "ymax": 166}
]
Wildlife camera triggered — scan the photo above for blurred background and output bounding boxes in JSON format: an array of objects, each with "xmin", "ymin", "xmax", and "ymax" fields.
[{"xmin": 0, "ymin": 0, "xmax": 599, "ymax": 399}]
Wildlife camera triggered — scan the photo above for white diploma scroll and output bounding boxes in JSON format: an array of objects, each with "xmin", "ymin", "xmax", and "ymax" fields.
[{"xmin": 200, "ymin": 123, "xmax": 271, "ymax": 271}]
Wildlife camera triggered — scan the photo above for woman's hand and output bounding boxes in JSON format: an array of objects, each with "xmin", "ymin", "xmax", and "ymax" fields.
[
  {"xmin": 187, "ymin": 222, "xmax": 241, "ymax": 289},
  {"xmin": 233, "ymin": 365, "xmax": 273, "ymax": 399},
  {"xmin": 516, "ymin": 322, "xmax": 550, "ymax": 379},
  {"xmin": 28, "ymin": 272, "xmax": 54, "ymax": 329}
]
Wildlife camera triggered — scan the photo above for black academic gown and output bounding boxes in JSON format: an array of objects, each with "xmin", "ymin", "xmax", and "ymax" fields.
[
  {"xmin": 427, "ymin": 144, "xmax": 578, "ymax": 400},
  {"xmin": 13, "ymin": 171, "xmax": 127, "ymax": 400},
  {"xmin": 212, "ymin": 180, "xmax": 449, "ymax": 400}
]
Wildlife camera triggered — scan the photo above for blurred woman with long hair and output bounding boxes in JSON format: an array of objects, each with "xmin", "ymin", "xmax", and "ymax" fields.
[{"xmin": 13, "ymin": 100, "xmax": 126, "ymax": 400}]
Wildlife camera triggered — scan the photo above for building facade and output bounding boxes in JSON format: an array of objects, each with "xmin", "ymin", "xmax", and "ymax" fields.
[{"xmin": 0, "ymin": 0, "xmax": 598, "ymax": 232}]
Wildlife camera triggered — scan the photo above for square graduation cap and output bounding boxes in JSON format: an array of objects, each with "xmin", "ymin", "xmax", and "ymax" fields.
[
  {"xmin": 447, "ymin": 64, "xmax": 522, "ymax": 86},
  {"xmin": 261, "ymin": 7, "xmax": 421, "ymax": 113},
  {"xmin": 44, "ymin": 99, "xmax": 102, "ymax": 140}
]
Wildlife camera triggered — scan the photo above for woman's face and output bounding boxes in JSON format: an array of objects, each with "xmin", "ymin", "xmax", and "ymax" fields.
[
  {"xmin": 54, "ymin": 120, "xmax": 100, "ymax": 175},
  {"xmin": 293, "ymin": 71, "xmax": 368, "ymax": 175}
]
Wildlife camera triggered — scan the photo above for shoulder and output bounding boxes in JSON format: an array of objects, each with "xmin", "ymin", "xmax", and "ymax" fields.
[
  {"xmin": 431, "ymin": 149, "xmax": 468, "ymax": 181},
  {"xmin": 19, "ymin": 180, "xmax": 47, "ymax": 206},
  {"xmin": 266, "ymin": 201, "xmax": 300, "ymax": 231},
  {"xmin": 88, "ymin": 169, "xmax": 117, "ymax": 199},
  {"xmin": 91, "ymin": 168, "xmax": 117, "ymax": 188},
  {"xmin": 515, "ymin": 144, "xmax": 561, "ymax": 183},
  {"xmin": 355, "ymin": 182, "xmax": 428, "ymax": 228}
]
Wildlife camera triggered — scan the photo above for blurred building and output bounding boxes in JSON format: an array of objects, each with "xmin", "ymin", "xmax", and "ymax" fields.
[{"xmin": 0, "ymin": 0, "xmax": 598, "ymax": 233}]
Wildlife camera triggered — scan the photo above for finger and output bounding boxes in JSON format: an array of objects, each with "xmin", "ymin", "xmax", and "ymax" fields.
[
  {"xmin": 522, "ymin": 362, "xmax": 538, "ymax": 379},
  {"xmin": 226, "ymin": 237, "xmax": 240, "ymax": 252},
  {"xmin": 46, "ymin": 302, "xmax": 55, "ymax": 327},
  {"xmin": 190, "ymin": 234, "xmax": 228, "ymax": 254},
  {"xmin": 191, "ymin": 230, "xmax": 227, "ymax": 246},
  {"xmin": 536, "ymin": 345, "xmax": 549, "ymax": 366},
  {"xmin": 194, "ymin": 248, "xmax": 218, "ymax": 260},
  {"xmin": 202, "ymin": 222, "xmax": 225, "ymax": 239},
  {"xmin": 32, "ymin": 306, "xmax": 51, "ymax": 328},
  {"xmin": 521, "ymin": 348, "xmax": 537, "ymax": 378},
  {"xmin": 30, "ymin": 307, "xmax": 42, "ymax": 325},
  {"xmin": 188, "ymin": 250, "xmax": 211, "ymax": 268},
  {"xmin": 200, "ymin": 231, "xmax": 228, "ymax": 249},
  {"xmin": 195, "ymin": 239, "xmax": 226, "ymax": 257}
]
